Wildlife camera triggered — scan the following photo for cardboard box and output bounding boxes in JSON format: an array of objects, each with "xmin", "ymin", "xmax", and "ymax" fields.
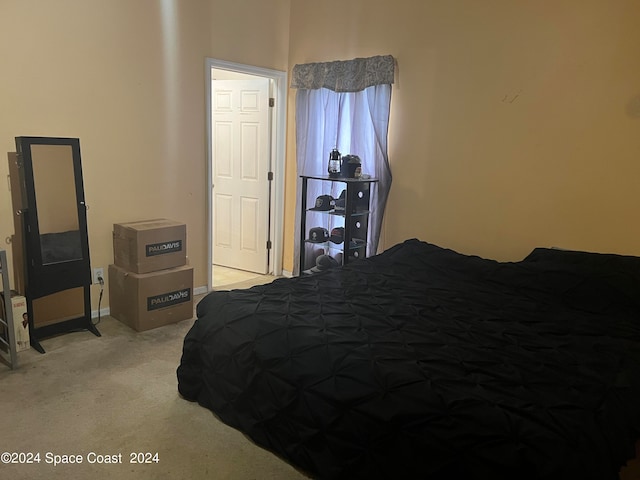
[
  {"xmin": 113, "ymin": 219, "xmax": 187, "ymax": 274},
  {"xmin": 8, "ymin": 153, "xmax": 27, "ymax": 295},
  {"xmin": 0, "ymin": 292, "xmax": 30, "ymax": 352},
  {"xmin": 108, "ymin": 264, "xmax": 193, "ymax": 332}
]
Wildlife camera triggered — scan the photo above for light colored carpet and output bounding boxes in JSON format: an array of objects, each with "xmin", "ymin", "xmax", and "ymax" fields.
[{"xmin": 0, "ymin": 297, "xmax": 308, "ymax": 480}]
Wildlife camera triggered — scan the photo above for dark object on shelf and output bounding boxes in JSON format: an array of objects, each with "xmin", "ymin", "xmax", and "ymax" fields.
[
  {"xmin": 347, "ymin": 238, "xmax": 366, "ymax": 260},
  {"xmin": 309, "ymin": 194, "xmax": 335, "ymax": 211},
  {"xmin": 178, "ymin": 239, "xmax": 640, "ymax": 479},
  {"xmin": 307, "ymin": 227, "xmax": 330, "ymax": 243},
  {"xmin": 327, "ymin": 148, "xmax": 342, "ymax": 178},
  {"xmin": 341, "ymin": 154, "xmax": 362, "ymax": 178},
  {"xmin": 329, "ymin": 227, "xmax": 344, "ymax": 244},
  {"xmin": 299, "ymin": 175, "xmax": 377, "ymax": 273},
  {"xmin": 334, "ymin": 189, "xmax": 346, "ymax": 212},
  {"xmin": 303, "ymin": 254, "xmax": 339, "ymax": 274}
]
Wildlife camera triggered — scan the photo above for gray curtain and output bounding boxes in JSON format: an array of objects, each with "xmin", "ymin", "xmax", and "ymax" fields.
[
  {"xmin": 291, "ymin": 55, "xmax": 395, "ymax": 92},
  {"xmin": 292, "ymin": 55, "xmax": 394, "ymax": 274}
]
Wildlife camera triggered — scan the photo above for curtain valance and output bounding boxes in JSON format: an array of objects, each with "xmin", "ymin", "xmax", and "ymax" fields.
[{"xmin": 291, "ymin": 55, "xmax": 395, "ymax": 92}]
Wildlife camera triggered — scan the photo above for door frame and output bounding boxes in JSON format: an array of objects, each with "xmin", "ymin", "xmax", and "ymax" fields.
[{"xmin": 205, "ymin": 58, "xmax": 287, "ymax": 292}]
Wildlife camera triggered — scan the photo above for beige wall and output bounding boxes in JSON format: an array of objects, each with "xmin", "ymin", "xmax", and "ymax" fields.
[
  {"xmin": 2, "ymin": 0, "xmax": 640, "ymax": 310},
  {"xmin": 0, "ymin": 0, "xmax": 291, "ymax": 310},
  {"xmin": 284, "ymin": 0, "xmax": 640, "ymax": 270}
]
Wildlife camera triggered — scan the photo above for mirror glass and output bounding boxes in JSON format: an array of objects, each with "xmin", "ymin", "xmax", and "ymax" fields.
[{"xmin": 30, "ymin": 144, "xmax": 82, "ymax": 264}]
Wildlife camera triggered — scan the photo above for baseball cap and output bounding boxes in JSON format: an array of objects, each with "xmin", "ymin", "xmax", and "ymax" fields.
[
  {"xmin": 310, "ymin": 254, "xmax": 339, "ymax": 273},
  {"xmin": 309, "ymin": 194, "xmax": 335, "ymax": 211},
  {"xmin": 329, "ymin": 227, "xmax": 344, "ymax": 244},
  {"xmin": 307, "ymin": 227, "xmax": 329, "ymax": 243},
  {"xmin": 334, "ymin": 190, "xmax": 346, "ymax": 212}
]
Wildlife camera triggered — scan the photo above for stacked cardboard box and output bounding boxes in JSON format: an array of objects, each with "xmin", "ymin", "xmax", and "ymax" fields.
[{"xmin": 109, "ymin": 219, "xmax": 193, "ymax": 332}]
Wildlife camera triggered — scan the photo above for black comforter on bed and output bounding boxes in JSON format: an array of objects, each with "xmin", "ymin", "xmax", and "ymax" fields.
[{"xmin": 177, "ymin": 239, "xmax": 640, "ymax": 479}]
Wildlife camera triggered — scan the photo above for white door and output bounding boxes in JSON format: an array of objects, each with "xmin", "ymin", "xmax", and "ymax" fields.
[{"xmin": 212, "ymin": 78, "xmax": 270, "ymax": 274}]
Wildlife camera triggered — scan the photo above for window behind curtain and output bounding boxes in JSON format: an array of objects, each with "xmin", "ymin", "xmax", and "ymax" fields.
[{"xmin": 292, "ymin": 56, "xmax": 394, "ymax": 275}]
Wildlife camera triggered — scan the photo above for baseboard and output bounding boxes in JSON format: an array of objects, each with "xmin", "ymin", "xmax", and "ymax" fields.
[
  {"xmin": 91, "ymin": 307, "xmax": 110, "ymax": 319},
  {"xmin": 194, "ymin": 285, "xmax": 209, "ymax": 296}
]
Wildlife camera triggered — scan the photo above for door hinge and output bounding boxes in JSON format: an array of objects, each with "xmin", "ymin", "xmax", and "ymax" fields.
[
  {"xmin": 269, "ymin": 97, "xmax": 275, "ymax": 107},
  {"xmin": 266, "ymin": 240, "xmax": 272, "ymax": 250},
  {"xmin": 267, "ymin": 171, "xmax": 274, "ymax": 181}
]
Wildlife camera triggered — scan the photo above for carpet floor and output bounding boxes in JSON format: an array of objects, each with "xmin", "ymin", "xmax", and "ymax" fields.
[{"xmin": 0, "ymin": 295, "xmax": 307, "ymax": 480}]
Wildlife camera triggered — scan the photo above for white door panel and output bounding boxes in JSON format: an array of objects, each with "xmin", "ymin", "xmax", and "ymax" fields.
[
  {"xmin": 212, "ymin": 78, "xmax": 270, "ymax": 273},
  {"xmin": 240, "ymin": 196, "xmax": 259, "ymax": 251},
  {"xmin": 214, "ymin": 194, "xmax": 233, "ymax": 248}
]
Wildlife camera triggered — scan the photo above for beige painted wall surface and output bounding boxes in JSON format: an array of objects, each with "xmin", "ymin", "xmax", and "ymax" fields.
[
  {"xmin": 0, "ymin": 0, "xmax": 290, "ymax": 311},
  {"xmin": 3, "ymin": 0, "xmax": 639, "ymax": 305},
  {"xmin": 284, "ymin": 0, "xmax": 640, "ymax": 270}
]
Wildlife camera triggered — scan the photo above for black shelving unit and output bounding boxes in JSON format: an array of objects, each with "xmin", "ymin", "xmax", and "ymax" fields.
[{"xmin": 299, "ymin": 175, "xmax": 378, "ymax": 274}]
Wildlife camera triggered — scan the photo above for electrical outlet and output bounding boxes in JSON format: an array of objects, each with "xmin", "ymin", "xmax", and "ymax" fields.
[{"xmin": 93, "ymin": 267, "xmax": 104, "ymax": 285}]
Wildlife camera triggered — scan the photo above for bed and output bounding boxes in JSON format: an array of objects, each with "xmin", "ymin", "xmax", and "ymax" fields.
[{"xmin": 177, "ymin": 239, "xmax": 640, "ymax": 479}]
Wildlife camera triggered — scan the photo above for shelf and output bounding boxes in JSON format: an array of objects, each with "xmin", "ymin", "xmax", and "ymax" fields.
[
  {"xmin": 302, "ymin": 174, "xmax": 379, "ymax": 184},
  {"xmin": 299, "ymin": 175, "xmax": 377, "ymax": 274}
]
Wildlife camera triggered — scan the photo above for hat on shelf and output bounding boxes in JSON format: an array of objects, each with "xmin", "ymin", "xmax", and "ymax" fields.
[
  {"xmin": 309, "ymin": 194, "xmax": 335, "ymax": 211},
  {"xmin": 334, "ymin": 190, "xmax": 346, "ymax": 212},
  {"xmin": 307, "ymin": 227, "xmax": 330, "ymax": 243},
  {"xmin": 309, "ymin": 254, "xmax": 339, "ymax": 273},
  {"xmin": 329, "ymin": 227, "xmax": 344, "ymax": 244},
  {"xmin": 348, "ymin": 238, "xmax": 366, "ymax": 249}
]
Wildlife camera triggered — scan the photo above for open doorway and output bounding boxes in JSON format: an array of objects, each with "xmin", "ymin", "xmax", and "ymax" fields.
[{"xmin": 205, "ymin": 59, "xmax": 287, "ymax": 292}]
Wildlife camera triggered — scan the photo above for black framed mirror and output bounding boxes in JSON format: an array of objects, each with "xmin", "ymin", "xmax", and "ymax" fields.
[
  {"xmin": 32, "ymin": 142, "xmax": 83, "ymax": 264},
  {"xmin": 14, "ymin": 136, "xmax": 99, "ymax": 352}
]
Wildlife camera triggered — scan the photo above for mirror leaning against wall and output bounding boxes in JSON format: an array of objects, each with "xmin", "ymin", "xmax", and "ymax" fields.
[
  {"xmin": 11, "ymin": 137, "xmax": 100, "ymax": 354},
  {"xmin": 30, "ymin": 143, "xmax": 83, "ymax": 264}
]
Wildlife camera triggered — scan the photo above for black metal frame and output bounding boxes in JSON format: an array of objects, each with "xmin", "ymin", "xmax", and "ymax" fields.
[
  {"xmin": 299, "ymin": 175, "xmax": 377, "ymax": 275},
  {"xmin": 15, "ymin": 136, "xmax": 100, "ymax": 353}
]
